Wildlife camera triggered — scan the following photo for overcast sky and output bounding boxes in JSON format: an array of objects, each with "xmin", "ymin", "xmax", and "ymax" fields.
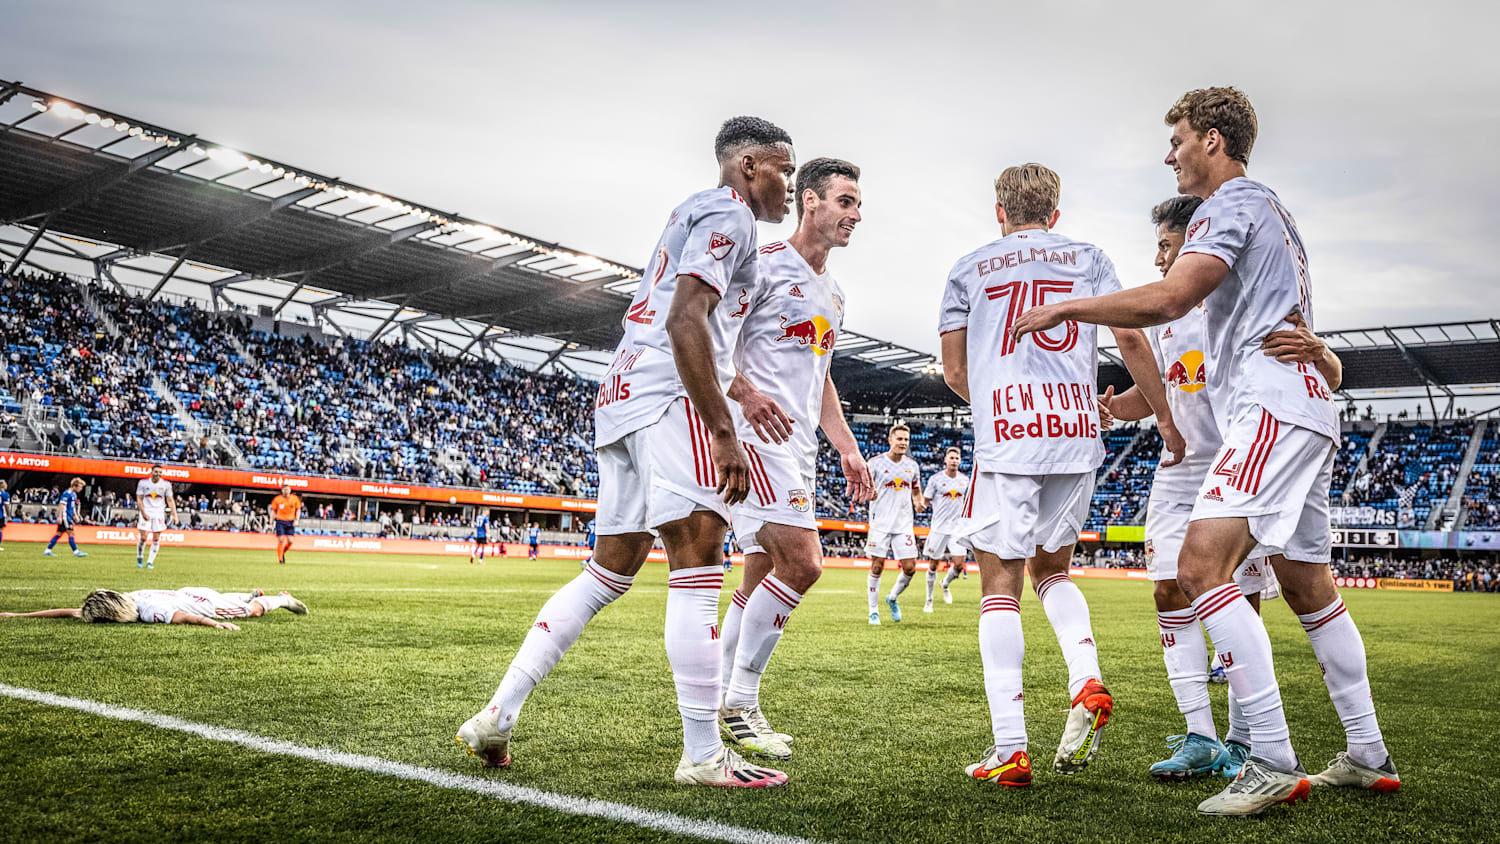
[{"xmin": 7, "ymin": 0, "xmax": 1498, "ymax": 358}]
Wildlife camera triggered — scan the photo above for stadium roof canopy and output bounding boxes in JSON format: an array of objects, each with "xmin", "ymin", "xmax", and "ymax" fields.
[{"xmin": 0, "ymin": 80, "xmax": 1495, "ymax": 416}]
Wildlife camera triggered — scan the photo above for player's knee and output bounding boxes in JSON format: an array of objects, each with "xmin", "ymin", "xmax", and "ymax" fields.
[
  {"xmin": 248, "ymin": 602, "xmax": 265, "ymax": 617},
  {"xmin": 1153, "ymin": 579, "xmax": 1190, "ymax": 612},
  {"xmin": 777, "ymin": 558, "xmax": 821, "ymax": 593}
]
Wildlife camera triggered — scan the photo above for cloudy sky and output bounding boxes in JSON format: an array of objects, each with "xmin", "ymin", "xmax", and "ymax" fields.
[{"xmin": 7, "ymin": 0, "xmax": 1498, "ymax": 357}]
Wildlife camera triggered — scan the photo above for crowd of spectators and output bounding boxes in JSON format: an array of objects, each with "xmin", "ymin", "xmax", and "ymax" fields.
[
  {"xmin": 1462, "ymin": 429, "xmax": 1500, "ymax": 529},
  {"xmin": 1332, "ymin": 554, "xmax": 1500, "ymax": 591}
]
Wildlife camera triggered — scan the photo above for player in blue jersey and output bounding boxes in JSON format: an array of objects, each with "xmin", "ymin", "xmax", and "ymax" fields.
[
  {"xmin": 582, "ymin": 517, "xmax": 597, "ymax": 570},
  {"xmin": 527, "ymin": 523, "xmax": 540, "ymax": 560},
  {"xmin": 44, "ymin": 478, "xmax": 88, "ymax": 557},
  {"xmin": 0, "ymin": 480, "xmax": 10, "ymax": 551},
  {"xmin": 470, "ymin": 510, "xmax": 492, "ymax": 565},
  {"xmin": 722, "ymin": 529, "xmax": 735, "ymax": 573}
]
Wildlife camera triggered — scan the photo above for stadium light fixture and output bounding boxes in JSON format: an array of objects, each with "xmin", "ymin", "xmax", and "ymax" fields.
[{"xmin": 29, "ymin": 100, "xmax": 47, "ymax": 112}]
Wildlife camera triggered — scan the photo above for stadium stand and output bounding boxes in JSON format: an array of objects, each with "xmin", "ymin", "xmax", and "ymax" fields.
[{"xmin": 1463, "ymin": 426, "xmax": 1500, "ymax": 529}]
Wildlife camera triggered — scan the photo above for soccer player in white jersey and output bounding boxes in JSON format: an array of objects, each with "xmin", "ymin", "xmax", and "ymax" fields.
[
  {"xmin": 865, "ymin": 425, "xmax": 925, "ymax": 624},
  {"xmin": 715, "ymin": 157, "xmax": 873, "ymax": 761},
  {"xmin": 1, "ymin": 586, "xmax": 307, "ymax": 627},
  {"xmin": 1014, "ymin": 88, "xmax": 1397, "ymax": 815},
  {"xmin": 924, "ymin": 447, "xmax": 971, "ymax": 610},
  {"xmin": 457, "ymin": 117, "xmax": 797, "ymax": 789},
  {"xmin": 1101, "ymin": 194, "xmax": 1341, "ymax": 781},
  {"xmin": 134, "ymin": 463, "xmax": 178, "ymax": 570},
  {"xmin": 941, "ymin": 163, "xmax": 1177, "ymax": 787}
]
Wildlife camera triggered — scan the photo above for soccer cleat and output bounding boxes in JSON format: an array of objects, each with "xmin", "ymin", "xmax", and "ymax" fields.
[
  {"xmin": 455, "ymin": 711, "xmax": 512, "ymax": 769},
  {"xmin": 280, "ymin": 591, "xmax": 309, "ymax": 615},
  {"xmin": 1150, "ymin": 734, "xmax": 1231, "ymax": 780},
  {"xmin": 966, "ymin": 747, "xmax": 1032, "ymax": 787},
  {"xmin": 137, "ymin": 557, "xmax": 144, "ymax": 568},
  {"xmin": 1055, "ymin": 679, "xmax": 1113, "ymax": 774},
  {"xmin": 674, "ymin": 745, "xmax": 787, "ymax": 788},
  {"xmin": 73, "ymin": 550, "xmax": 88, "ymax": 557},
  {"xmin": 942, "ymin": 585, "xmax": 953, "ymax": 604},
  {"xmin": 146, "ymin": 561, "xmax": 153, "ymax": 569},
  {"xmin": 868, "ymin": 611, "xmax": 881, "ymax": 626},
  {"xmin": 886, "ymin": 596, "xmax": 902, "ymax": 623},
  {"xmin": 1198, "ymin": 756, "xmax": 1311, "ymax": 816},
  {"xmin": 43, "ymin": 549, "xmax": 56, "ymax": 556},
  {"xmin": 1308, "ymin": 751, "xmax": 1401, "ymax": 792},
  {"xmin": 1208, "ymin": 653, "xmax": 1227, "ymax": 684},
  {"xmin": 923, "ymin": 601, "xmax": 934, "ymax": 613},
  {"xmin": 1220, "ymin": 740, "xmax": 1251, "ymax": 778},
  {"xmin": 719, "ymin": 705, "xmax": 792, "ymax": 760}
]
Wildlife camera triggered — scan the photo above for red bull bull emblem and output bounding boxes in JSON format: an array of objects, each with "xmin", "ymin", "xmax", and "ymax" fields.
[
  {"xmin": 1167, "ymin": 350, "xmax": 1207, "ymax": 393},
  {"xmin": 787, "ymin": 488, "xmax": 811, "ymax": 513},
  {"xmin": 776, "ymin": 314, "xmax": 837, "ymax": 356},
  {"xmin": 890, "ymin": 477, "xmax": 909, "ymax": 490}
]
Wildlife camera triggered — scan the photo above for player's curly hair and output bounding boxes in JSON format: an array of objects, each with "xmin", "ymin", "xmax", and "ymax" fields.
[
  {"xmin": 81, "ymin": 589, "xmax": 137, "ymax": 623},
  {"xmin": 795, "ymin": 157, "xmax": 860, "ymax": 221},
  {"xmin": 714, "ymin": 116, "xmax": 793, "ymax": 163},
  {"xmin": 994, "ymin": 163, "xmax": 1061, "ymax": 227},
  {"xmin": 1150, "ymin": 195, "xmax": 1205, "ymax": 234},
  {"xmin": 1165, "ymin": 87, "xmax": 1257, "ymax": 164}
]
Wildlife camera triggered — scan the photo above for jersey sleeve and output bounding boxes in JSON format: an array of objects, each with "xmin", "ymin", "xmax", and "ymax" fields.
[
  {"xmin": 938, "ymin": 258, "xmax": 971, "ymax": 335},
  {"xmin": 1178, "ymin": 191, "xmax": 1252, "ymax": 270},
  {"xmin": 1093, "ymin": 250, "xmax": 1124, "ymax": 296},
  {"xmin": 923, "ymin": 474, "xmax": 939, "ymax": 499},
  {"xmin": 131, "ymin": 593, "xmax": 174, "ymax": 624},
  {"xmin": 676, "ymin": 196, "xmax": 757, "ymax": 296}
]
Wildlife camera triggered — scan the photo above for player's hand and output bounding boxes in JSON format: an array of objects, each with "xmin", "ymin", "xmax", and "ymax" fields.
[
  {"xmin": 214, "ymin": 621, "xmax": 241, "ymax": 631},
  {"xmin": 711, "ymin": 434, "xmax": 751, "ymax": 505},
  {"xmin": 1159, "ymin": 421, "xmax": 1186, "ymax": 468},
  {"xmin": 842, "ymin": 450, "xmax": 874, "ymax": 505},
  {"xmin": 0, "ymin": 612, "xmax": 17, "ymax": 618},
  {"xmin": 1098, "ymin": 385, "xmax": 1116, "ymax": 431},
  {"xmin": 1261, "ymin": 309, "xmax": 1326, "ymax": 363},
  {"xmin": 1011, "ymin": 302, "xmax": 1067, "ymax": 342},
  {"xmin": 737, "ymin": 386, "xmax": 795, "ymax": 444}
]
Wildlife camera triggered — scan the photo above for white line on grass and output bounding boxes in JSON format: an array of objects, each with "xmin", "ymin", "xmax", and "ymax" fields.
[{"xmin": 0, "ymin": 683, "xmax": 820, "ymax": 844}]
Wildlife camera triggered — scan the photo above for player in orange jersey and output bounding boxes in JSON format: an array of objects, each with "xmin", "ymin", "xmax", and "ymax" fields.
[{"xmin": 269, "ymin": 484, "xmax": 302, "ymax": 564}]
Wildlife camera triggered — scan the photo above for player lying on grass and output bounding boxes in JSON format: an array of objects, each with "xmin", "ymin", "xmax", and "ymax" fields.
[{"xmin": 1, "ymin": 587, "xmax": 308, "ymax": 629}]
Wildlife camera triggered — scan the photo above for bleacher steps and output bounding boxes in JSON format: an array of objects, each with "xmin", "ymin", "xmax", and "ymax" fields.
[{"xmin": 1445, "ymin": 419, "xmax": 1488, "ymax": 531}]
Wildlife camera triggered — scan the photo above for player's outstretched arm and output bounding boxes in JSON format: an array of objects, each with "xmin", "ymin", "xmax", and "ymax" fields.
[
  {"xmin": 665, "ymin": 276, "xmax": 749, "ymax": 505},
  {"xmin": 1261, "ymin": 310, "xmax": 1343, "ymax": 391},
  {"xmin": 169, "ymin": 611, "xmax": 240, "ymax": 630},
  {"xmin": 0, "ymin": 608, "xmax": 83, "ymax": 619},
  {"xmin": 940, "ymin": 330, "xmax": 970, "ymax": 403},
  {"xmin": 728, "ymin": 373, "xmax": 794, "ymax": 444},
  {"xmin": 1013, "ymin": 253, "xmax": 1229, "ymax": 338},
  {"xmin": 1100, "ymin": 385, "xmax": 1153, "ymax": 423},
  {"xmin": 819, "ymin": 375, "xmax": 873, "ymax": 504},
  {"xmin": 1111, "ymin": 327, "xmax": 1185, "ymax": 467}
]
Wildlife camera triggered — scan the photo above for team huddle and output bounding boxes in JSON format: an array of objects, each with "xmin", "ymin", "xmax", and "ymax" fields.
[{"xmin": 447, "ymin": 85, "xmax": 1395, "ymax": 816}]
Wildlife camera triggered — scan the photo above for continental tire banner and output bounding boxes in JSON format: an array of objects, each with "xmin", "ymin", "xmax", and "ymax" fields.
[{"xmin": 1377, "ymin": 578, "xmax": 1454, "ymax": 592}]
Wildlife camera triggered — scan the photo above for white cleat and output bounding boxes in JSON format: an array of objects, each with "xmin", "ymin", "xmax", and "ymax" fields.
[
  {"xmin": 868, "ymin": 611, "xmax": 881, "ymax": 625},
  {"xmin": 1054, "ymin": 679, "xmax": 1112, "ymax": 774},
  {"xmin": 674, "ymin": 745, "xmax": 787, "ymax": 788},
  {"xmin": 942, "ymin": 586, "xmax": 953, "ymax": 604},
  {"xmin": 455, "ymin": 710, "xmax": 512, "ymax": 768},
  {"xmin": 43, "ymin": 549, "xmax": 56, "ymax": 556},
  {"xmin": 1198, "ymin": 757, "xmax": 1311, "ymax": 816},
  {"xmin": 923, "ymin": 601, "xmax": 934, "ymax": 613},
  {"xmin": 719, "ymin": 705, "xmax": 791, "ymax": 760},
  {"xmin": 1308, "ymin": 752, "xmax": 1401, "ymax": 792},
  {"xmin": 279, "ymin": 591, "xmax": 309, "ymax": 615}
]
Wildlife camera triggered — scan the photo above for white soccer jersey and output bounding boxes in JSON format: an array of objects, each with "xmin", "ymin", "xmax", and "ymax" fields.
[
  {"xmin": 731, "ymin": 240, "xmax": 845, "ymax": 477},
  {"xmin": 593, "ymin": 187, "xmax": 761, "ymax": 447},
  {"xmin": 129, "ymin": 588, "xmax": 251, "ymax": 624},
  {"xmin": 924, "ymin": 470, "xmax": 970, "ymax": 534},
  {"xmin": 868, "ymin": 452, "xmax": 920, "ymax": 533},
  {"xmin": 136, "ymin": 478, "xmax": 173, "ymax": 519},
  {"xmin": 1147, "ymin": 307, "xmax": 1224, "ymax": 504},
  {"xmin": 1179, "ymin": 178, "xmax": 1337, "ymax": 440},
  {"xmin": 939, "ymin": 230, "xmax": 1120, "ymax": 474}
]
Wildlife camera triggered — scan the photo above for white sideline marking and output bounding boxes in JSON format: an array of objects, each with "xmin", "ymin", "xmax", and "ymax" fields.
[{"xmin": 0, "ymin": 683, "xmax": 818, "ymax": 844}]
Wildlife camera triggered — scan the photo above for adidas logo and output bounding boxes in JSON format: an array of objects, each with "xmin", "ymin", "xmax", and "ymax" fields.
[
  {"xmin": 1204, "ymin": 486, "xmax": 1225, "ymax": 502},
  {"xmin": 533, "ymin": 621, "xmax": 551, "ymax": 633},
  {"xmin": 1162, "ymin": 326, "xmax": 1174, "ymax": 339},
  {"xmin": 1012, "ymin": 692, "xmax": 1024, "ymax": 701},
  {"xmin": 789, "ymin": 284, "xmax": 804, "ymax": 298},
  {"xmin": 1079, "ymin": 637, "xmax": 1094, "ymax": 646},
  {"xmin": 1244, "ymin": 563, "xmax": 1260, "ymax": 576}
]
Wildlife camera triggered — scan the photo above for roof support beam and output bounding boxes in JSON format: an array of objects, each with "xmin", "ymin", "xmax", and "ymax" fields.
[
  {"xmin": 534, "ymin": 345, "xmax": 569, "ymax": 373},
  {"xmin": 270, "ymin": 280, "xmax": 306, "ymax": 318},
  {"xmin": 4, "ymin": 214, "xmax": 53, "ymax": 276},
  {"xmin": 1384, "ymin": 327, "xmax": 1455, "ymax": 403},
  {"xmin": 247, "ymin": 220, "xmax": 437, "ymax": 280},
  {"xmin": 367, "ymin": 299, "xmax": 411, "ymax": 342},
  {"xmin": 144, "ymin": 248, "xmax": 191, "ymax": 301},
  {"xmin": 0, "ymin": 140, "xmax": 188, "ymax": 225}
]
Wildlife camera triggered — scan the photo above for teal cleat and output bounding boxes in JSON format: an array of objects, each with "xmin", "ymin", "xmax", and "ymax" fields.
[
  {"xmin": 1150, "ymin": 734, "xmax": 1230, "ymax": 780},
  {"xmin": 137, "ymin": 557, "xmax": 144, "ymax": 568},
  {"xmin": 1220, "ymin": 740, "xmax": 1251, "ymax": 778},
  {"xmin": 73, "ymin": 550, "xmax": 88, "ymax": 557},
  {"xmin": 43, "ymin": 549, "xmax": 56, "ymax": 556},
  {"xmin": 886, "ymin": 596, "xmax": 902, "ymax": 623},
  {"xmin": 868, "ymin": 611, "xmax": 881, "ymax": 626}
]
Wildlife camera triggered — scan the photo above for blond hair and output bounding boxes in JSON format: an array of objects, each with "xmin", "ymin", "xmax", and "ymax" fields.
[
  {"xmin": 994, "ymin": 163, "xmax": 1061, "ymax": 227},
  {"xmin": 1165, "ymin": 87, "xmax": 1258, "ymax": 164},
  {"xmin": 81, "ymin": 589, "xmax": 137, "ymax": 623}
]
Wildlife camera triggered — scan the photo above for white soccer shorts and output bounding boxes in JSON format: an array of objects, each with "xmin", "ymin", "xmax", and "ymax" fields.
[
  {"xmin": 1146, "ymin": 498, "xmax": 1273, "ymax": 594},
  {"xmin": 1190, "ymin": 406, "xmax": 1335, "ymax": 564},
  {"xmin": 867, "ymin": 530, "xmax": 917, "ymax": 560},
  {"xmin": 594, "ymin": 397, "xmax": 731, "ymax": 535},
  {"xmin": 729, "ymin": 437, "xmax": 818, "ymax": 551},
  {"xmin": 137, "ymin": 515, "xmax": 167, "ymax": 533},
  {"xmin": 922, "ymin": 531, "xmax": 967, "ymax": 560},
  {"xmin": 959, "ymin": 471, "xmax": 1092, "ymax": 560}
]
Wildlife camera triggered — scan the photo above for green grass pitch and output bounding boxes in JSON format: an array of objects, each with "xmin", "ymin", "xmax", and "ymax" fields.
[{"xmin": 1, "ymin": 545, "xmax": 1497, "ymax": 843}]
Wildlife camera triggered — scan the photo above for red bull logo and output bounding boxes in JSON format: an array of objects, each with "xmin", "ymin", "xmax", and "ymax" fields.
[
  {"xmin": 1166, "ymin": 349, "xmax": 1207, "ymax": 393},
  {"xmin": 787, "ymin": 489, "xmax": 811, "ymax": 513},
  {"xmin": 889, "ymin": 477, "xmax": 910, "ymax": 490},
  {"xmin": 942, "ymin": 489, "xmax": 963, "ymax": 499},
  {"xmin": 775, "ymin": 314, "xmax": 837, "ymax": 356}
]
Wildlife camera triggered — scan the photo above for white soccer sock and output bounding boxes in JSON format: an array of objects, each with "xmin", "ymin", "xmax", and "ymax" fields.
[
  {"xmin": 867, "ymin": 571, "xmax": 881, "ymax": 613},
  {"xmin": 251, "ymin": 594, "xmax": 291, "ymax": 612},
  {"xmin": 1193, "ymin": 583, "xmax": 1295, "ymax": 769},
  {"xmin": 725, "ymin": 575, "xmax": 802, "ymax": 711},
  {"xmin": 718, "ymin": 589, "xmax": 749, "ymax": 703},
  {"xmin": 924, "ymin": 569, "xmax": 937, "ymax": 604},
  {"xmin": 1158, "ymin": 607, "xmax": 1216, "ymax": 740},
  {"xmin": 147, "ymin": 541, "xmax": 161, "ymax": 564},
  {"xmin": 135, "ymin": 540, "xmax": 145, "ymax": 559},
  {"xmin": 979, "ymin": 594, "xmax": 1026, "ymax": 756},
  {"xmin": 888, "ymin": 571, "xmax": 912, "ymax": 601},
  {"xmin": 1298, "ymin": 597, "xmax": 1388, "ymax": 766},
  {"xmin": 665, "ymin": 564, "xmax": 725, "ymax": 764},
  {"xmin": 942, "ymin": 565, "xmax": 962, "ymax": 589},
  {"xmin": 486, "ymin": 561, "xmax": 634, "ymax": 730},
  {"xmin": 1034, "ymin": 573, "xmax": 1101, "ymax": 699},
  {"xmin": 1226, "ymin": 683, "xmax": 1250, "ymax": 747}
]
